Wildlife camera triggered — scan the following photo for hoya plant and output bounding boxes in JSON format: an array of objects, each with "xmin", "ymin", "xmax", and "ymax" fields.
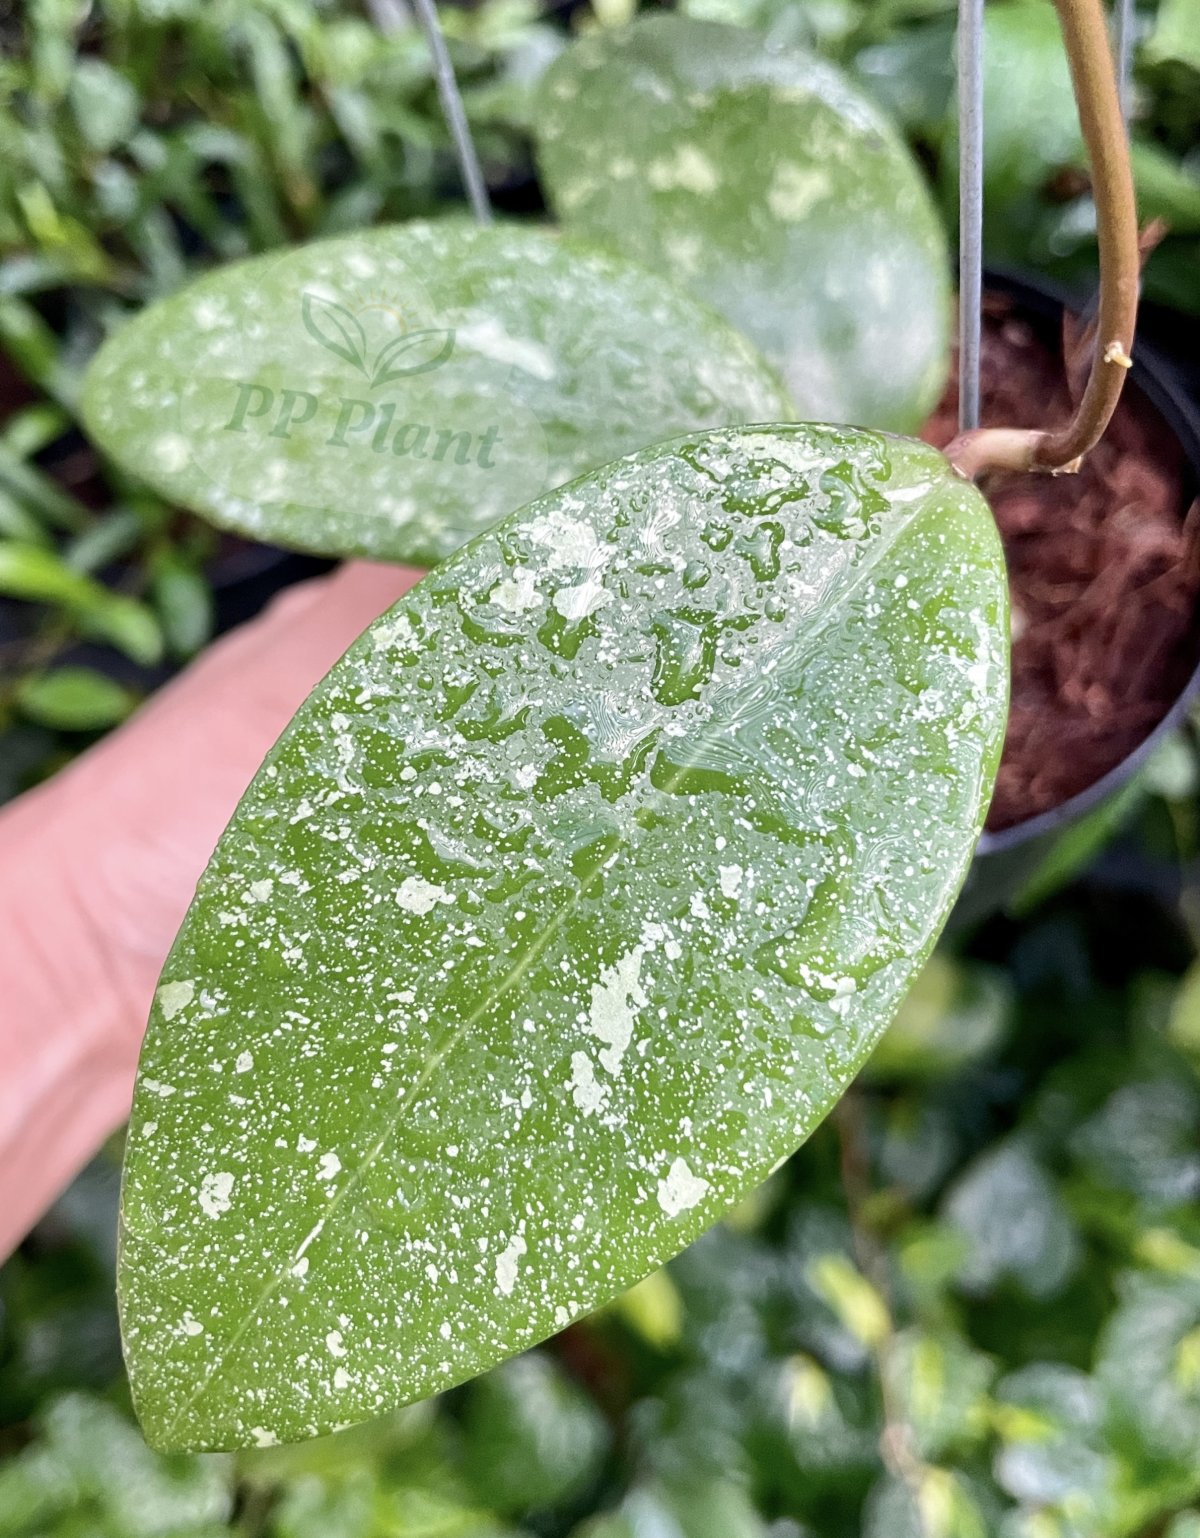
[{"xmin": 82, "ymin": 0, "xmax": 1138, "ymax": 1454}]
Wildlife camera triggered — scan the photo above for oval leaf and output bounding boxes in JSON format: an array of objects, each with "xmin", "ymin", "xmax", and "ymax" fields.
[
  {"xmin": 81, "ymin": 222, "xmax": 792, "ymax": 566},
  {"xmin": 535, "ymin": 15, "xmax": 950, "ymax": 433},
  {"xmin": 119, "ymin": 425, "xmax": 1007, "ymax": 1452}
]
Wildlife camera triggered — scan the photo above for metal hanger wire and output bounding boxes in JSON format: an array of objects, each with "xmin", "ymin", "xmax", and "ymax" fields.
[
  {"xmin": 410, "ymin": 0, "xmax": 493, "ymax": 224},
  {"xmin": 957, "ymin": 0, "xmax": 986, "ymax": 434}
]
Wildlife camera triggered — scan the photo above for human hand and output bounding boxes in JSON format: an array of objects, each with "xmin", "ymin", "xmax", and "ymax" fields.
[{"xmin": 0, "ymin": 559, "xmax": 422, "ymax": 1259}]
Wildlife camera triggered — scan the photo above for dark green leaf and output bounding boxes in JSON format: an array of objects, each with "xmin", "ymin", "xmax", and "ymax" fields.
[
  {"xmin": 535, "ymin": 15, "xmax": 950, "ymax": 433},
  {"xmin": 119, "ymin": 425, "xmax": 1006, "ymax": 1451},
  {"xmin": 150, "ymin": 554, "xmax": 214, "ymax": 658},
  {"xmin": 81, "ymin": 222, "xmax": 792, "ymax": 565},
  {"xmin": 461, "ymin": 1354, "xmax": 609, "ymax": 1514}
]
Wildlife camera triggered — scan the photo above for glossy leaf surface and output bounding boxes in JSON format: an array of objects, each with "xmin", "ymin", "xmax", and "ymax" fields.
[
  {"xmin": 80, "ymin": 222, "xmax": 792, "ymax": 566},
  {"xmin": 120, "ymin": 425, "xmax": 1007, "ymax": 1452},
  {"xmin": 535, "ymin": 15, "xmax": 950, "ymax": 434}
]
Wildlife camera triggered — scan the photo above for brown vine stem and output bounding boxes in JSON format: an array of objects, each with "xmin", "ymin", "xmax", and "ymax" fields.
[{"xmin": 945, "ymin": 0, "xmax": 1140, "ymax": 481}]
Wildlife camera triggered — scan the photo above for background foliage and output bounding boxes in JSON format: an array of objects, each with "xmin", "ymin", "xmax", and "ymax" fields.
[{"xmin": 3, "ymin": 0, "xmax": 1200, "ymax": 1533}]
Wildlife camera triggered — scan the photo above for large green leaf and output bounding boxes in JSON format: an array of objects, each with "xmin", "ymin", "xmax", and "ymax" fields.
[
  {"xmin": 119, "ymin": 424, "xmax": 1007, "ymax": 1452},
  {"xmin": 534, "ymin": 15, "xmax": 950, "ymax": 434},
  {"xmin": 79, "ymin": 222, "xmax": 792, "ymax": 566}
]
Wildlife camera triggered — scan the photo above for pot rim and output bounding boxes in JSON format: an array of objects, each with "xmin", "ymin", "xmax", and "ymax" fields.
[{"xmin": 971, "ymin": 267, "xmax": 1200, "ymax": 856}]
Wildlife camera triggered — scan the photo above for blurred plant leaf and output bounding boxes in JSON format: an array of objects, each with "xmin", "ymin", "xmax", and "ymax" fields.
[
  {"xmin": 942, "ymin": 2, "xmax": 1082, "ymax": 267},
  {"xmin": 882, "ymin": 1328, "xmax": 994, "ymax": 1461},
  {"xmin": 461, "ymin": 1354, "xmax": 609, "ymax": 1515},
  {"xmin": 82, "ymin": 222, "xmax": 792, "ymax": 565},
  {"xmin": 942, "ymin": 1141, "xmax": 1079, "ymax": 1301},
  {"xmin": 865, "ymin": 952, "xmax": 1011, "ymax": 1081},
  {"xmin": 69, "ymin": 59, "xmax": 140, "ymax": 154},
  {"xmin": 608, "ymin": 1267, "xmax": 685, "ymax": 1351},
  {"xmin": 15, "ymin": 668, "xmax": 139, "ymax": 731},
  {"xmin": 150, "ymin": 551, "xmax": 214, "ymax": 658},
  {"xmin": 0, "ymin": 1394, "xmax": 232, "ymax": 1538},
  {"xmin": 0, "ymin": 542, "xmax": 162, "ymax": 663},
  {"xmin": 535, "ymin": 13, "xmax": 950, "ymax": 433},
  {"xmin": 1146, "ymin": 0, "xmax": 1200, "ymax": 73}
]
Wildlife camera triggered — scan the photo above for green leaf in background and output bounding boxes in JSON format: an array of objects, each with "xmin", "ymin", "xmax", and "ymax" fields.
[
  {"xmin": 864, "ymin": 951, "xmax": 1011, "ymax": 1081},
  {"xmin": 534, "ymin": 15, "xmax": 950, "ymax": 433},
  {"xmin": 0, "ymin": 1394, "xmax": 232, "ymax": 1538},
  {"xmin": 1131, "ymin": 140, "xmax": 1200, "ymax": 236},
  {"xmin": 119, "ymin": 423, "xmax": 1006, "ymax": 1452},
  {"xmin": 1145, "ymin": 0, "xmax": 1200, "ymax": 74},
  {"xmin": 149, "ymin": 551, "xmax": 215, "ymax": 659},
  {"xmin": 942, "ymin": 1140, "xmax": 1079, "ymax": 1302},
  {"xmin": 81, "ymin": 222, "xmax": 792, "ymax": 566},
  {"xmin": 991, "ymin": 1363, "xmax": 1138, "ymax": 1535},
  {"xmin": 461, "ymin": 1354, "xmax": 609, "ymax": 1514},
  {"xmin": 0, "ymin": 542, "xmax": 163, "ymax": 665},
  {"xmin": 68, "ymin": 58, "xmax": 140, "ymax": 155},
  {"xmin": 575, "ymin": 1479, "xmax": 769, "ymax": 1538},
  {"xmin": 15, "ymin": 668, "xmax": 139, "ymax": 732}
]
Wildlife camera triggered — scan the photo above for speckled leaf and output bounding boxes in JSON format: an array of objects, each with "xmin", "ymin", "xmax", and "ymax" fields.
[
  {"xmin": 120, "ymin": 425, "xmax": 1007, "ymax": 1453},
  {"xmin": 80, "ymin": 222, "xmax": 792, "ymax": 566},
  {"xmin": 534, "ymin": 15, "xmax": 950, "ymax": 434}
]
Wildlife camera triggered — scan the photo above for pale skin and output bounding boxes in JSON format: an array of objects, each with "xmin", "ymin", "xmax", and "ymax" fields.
[{"xmin": 0, "ymin": 560, "xmax": 421, "ymax": 1262}]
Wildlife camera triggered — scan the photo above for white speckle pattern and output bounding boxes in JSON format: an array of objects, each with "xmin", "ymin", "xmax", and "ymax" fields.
[
  {"xmin": 121, "ymin": 426, "xmax": 1007, "ymax": 1452},
  {"xmin": 569, "ymin": 1051, "xmax": 607, "ymax": 1117},
  {"xmin": 767, "ymin": 162, "xmax": 831, "ymax": 222},
  {"xmin": 647, "ymin": 144, "xmax": 720, "ymax": 194},
  {"xmin": 656, "ymin": 1157, "xmax": 711, "ymax": 1217},
  {"xmin": 198, "ymin": 1172, "xmax": 234, "ymax": 1219},
  {"xmin": 396, "ymin": 876, "xmax": 452, "ymax": 915},
  {"xmin": 490, "ymin": 567, "xmax": 542, "ymax": 614},
  {"xmin": 156, "ymin": 980, "xmax": 194, "ymax": 1021},
  {"xmin": 495, "ymin": 1234, "xmax": 527, "ymax": 1297},
  {"xmin": 586, "ymin": 946, "xmax": 647, "ymax": 1076}
]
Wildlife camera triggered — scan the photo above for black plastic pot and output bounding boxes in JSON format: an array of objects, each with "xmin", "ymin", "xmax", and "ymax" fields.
[{"xmin": 952, "ymin": 270, "xmax": 1200, "ymax": 927}]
